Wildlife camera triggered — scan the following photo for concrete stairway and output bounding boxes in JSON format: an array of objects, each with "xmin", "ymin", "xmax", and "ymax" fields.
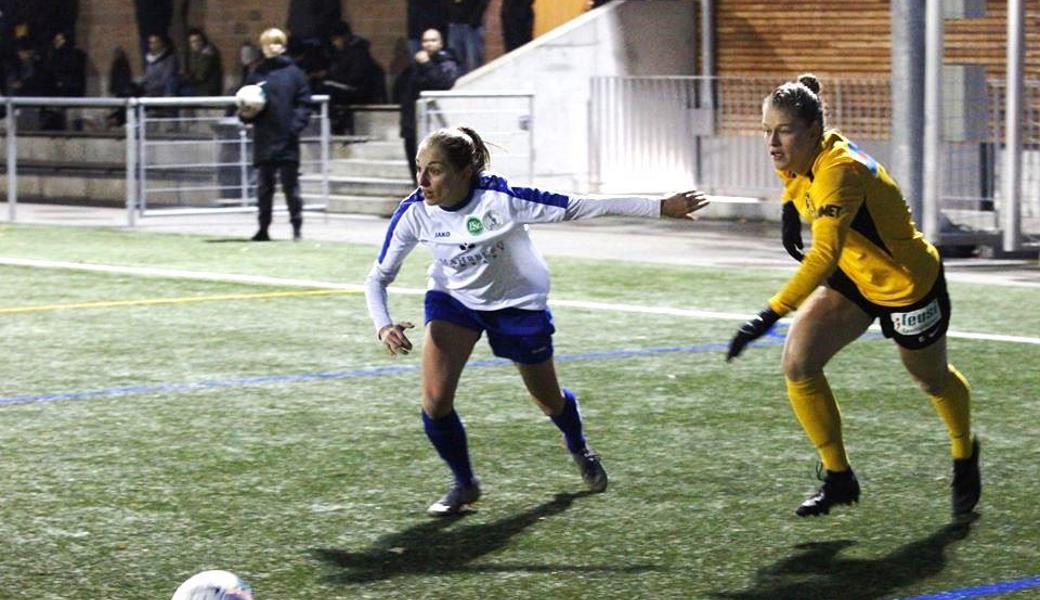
[{"xmin": 300, "ymin": 105, "xmax": 414, "ymax": 217}]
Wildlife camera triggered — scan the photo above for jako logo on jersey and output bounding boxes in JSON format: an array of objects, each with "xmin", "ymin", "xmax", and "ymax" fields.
[
  {"xmin": 482, "ymin": 210, "xmax": 504, "ymax": 231},
  {"xmin": 466, "ymin": 217, "xmax": 484, "ymax": 235},
  {"xmin": 434, "ymin": 231, "xmax": 450, "ymax": 238},
  {"xmin": 891, "ymin": 298, "xmax": 942, "ymax": 336},
  {"xmin": 817, "ymin": 204, "xmax": 843, "ymax": 218}
]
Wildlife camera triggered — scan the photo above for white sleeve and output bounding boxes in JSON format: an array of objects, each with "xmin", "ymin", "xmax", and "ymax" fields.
[
  {"xmin": 563, "ymin": 195, "xmax": 662, "ymax": 221},
  {"xmin": 507, "ymin": 185, "xmax": 660, "ymax": 224},
  {"xmin": 365, "ymin": 206, "xmax": 420, "ymax": 335}
]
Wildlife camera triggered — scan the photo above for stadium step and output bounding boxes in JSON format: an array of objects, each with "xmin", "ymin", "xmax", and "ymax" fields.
[
  {"xmin": 300, "ymin": 174, "xmax": 413, "ymax": 198},
  {"xmin": 302, "ymin": 193, "xmax": 402, "ymax": 217},
  {"xmin": 327, "ymin": 158, "xmax": 411, "ymax": 179},
  {"xmin": 350, "ymin": 105, "xmax": 401, "ymax": 141},
  {"xmin": 334, "ymin": 140, "xmax": 405, "ymax": 161}
]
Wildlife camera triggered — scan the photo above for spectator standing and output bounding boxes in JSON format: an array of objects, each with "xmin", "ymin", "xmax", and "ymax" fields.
[
  {"xmin": 236, "ymin": 41, "xmax": 262, "ymax": 89},
  {"xmin": 446, "ymin": 0, "xmax": 488, "ymax": 74},
  {"xmin": 397, "ymin": 28, "xmax": 460, "ymax": 184},
  {"xmin": 323, "ymin": 21, "xmax": 385, "ymax": 133},
  {"xmin": 41, "ymin": 30, "xmax": 86, "ymax": 129},
  {"xmin": 286, "ymin": 0, "xmax": 341, "ymax": 55},
  {"xmin": 500, "ymin": 0, "xmax": 534, "ymax": 52},
  {"xmin": 141, "ymin": 33, "xmax": 178, "ymax": 97},
  {"xmin": 133, "ymin": 0, "xmax": 173, "ymax": 69},
  {"xmin": 407, "ymin": 0, "xmax": 448, "ymax": 56},
  {"xmin": 239, "ymin": 27, "xmax": 312, "ymax": 242},
  {"xmin": 46, "ymin": 31, "xmax": 85, "ymax": 97},
  {"xmin": 7, "ymin": 38, "xmax": 52, "ymax": 96},
  {"xmin": 106, "ymin": 46, "xmax": 137, "ymax": 128},
  {"xmin": 181, "ymin": 27, "xmax": 223, "ymax": 96}
]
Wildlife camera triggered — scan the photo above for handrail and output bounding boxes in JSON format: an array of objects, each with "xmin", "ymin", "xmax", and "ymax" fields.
[
  {"xmin": 0, "ymin": 95, "xmax": 329, "ymax": 107},
  {"xmin": 2, "ymin": 95, "xmax": 332, "ymax": 225}
]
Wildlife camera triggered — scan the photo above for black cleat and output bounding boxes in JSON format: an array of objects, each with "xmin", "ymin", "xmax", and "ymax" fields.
[
  {"xmin": 427, "ymin": 478, "xmax": 481, "ymax": 517},
  {"xmin": 796, "ymin": 467, "xmax": 860, "ymax": 517},
  {"xmin": 571, "ymin": 447, "xmax": 608, "ymax": 493},
  {"xmin": 250, "ymin": 229, "xmax": 271, "ymax": 242},
  {"xmin": 952, "ymin": 437, "xmax": 981, "ymax": 515}
]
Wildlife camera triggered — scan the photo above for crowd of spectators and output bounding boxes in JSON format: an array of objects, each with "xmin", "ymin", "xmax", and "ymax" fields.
[{"xmin": 0, "ymin": 0, "xmax": 569, "ymax": 133}]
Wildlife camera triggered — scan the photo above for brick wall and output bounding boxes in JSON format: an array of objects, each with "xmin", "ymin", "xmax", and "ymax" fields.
[
  {"xmin": 716, "ymin": 0, "xmax": 1039, "ymax": 80},
  {"xmin": 75, "ymin": 0, "xmax": 509, "ymax": 96}
]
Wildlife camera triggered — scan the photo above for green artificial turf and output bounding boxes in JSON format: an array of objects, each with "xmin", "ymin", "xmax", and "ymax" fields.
[{"xmin": 0, "ymin": 224, "xmax": 1037, "ymax": 599}]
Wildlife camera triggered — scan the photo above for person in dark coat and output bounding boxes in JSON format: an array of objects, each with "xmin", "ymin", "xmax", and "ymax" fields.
[
  {"xmin": 140, "ymin": 33, "xmax": 178, "ymax": 97},
  {"xmin": 322, "ymin": 20, "xmax": 385, "ymax": 133},
  {"xmin": 407, "ymin": 0, "xmax": 448, "ymax": 56},
  {"xmin": 285, "ymin": 0, "xmax": 341, "ymax": 55},
  {"xmin": 397, "ymin": 28, "xmax": 460, "ymax": 184},
  {"xmin": 239, "ymin": 27, "xmax": 312, "ymax": 242},
  {"xmin": 446, "ymin": 0, "xmax": 488, "ymax": 74},
  {"xmin": 106, "ymin": 46, "xmax": 138, "ymax": 128},
  {"xmin": 41, "ymin": 30, "xmax": 86, "ymax": 129},
  {"xmin": 501, "ymin": 0, "xmax": 534, "ymax": 52},
  {"xmin": 182, "ymin": 27, "xmax": 223, "ymax": 96},
  {"xmin": 7, "ymin": 37, "xmax": 53, "ymax": 96}
]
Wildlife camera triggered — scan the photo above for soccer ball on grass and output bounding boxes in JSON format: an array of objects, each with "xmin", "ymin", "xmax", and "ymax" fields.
[{"xmin": 171, "ymin": 570, "xmax": 253, "ymax": 600}]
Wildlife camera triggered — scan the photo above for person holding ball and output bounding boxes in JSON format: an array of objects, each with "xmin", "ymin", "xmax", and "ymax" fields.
[{"xmin": 238, "ymin": 27, "xmax": 311, "ymax": 242}]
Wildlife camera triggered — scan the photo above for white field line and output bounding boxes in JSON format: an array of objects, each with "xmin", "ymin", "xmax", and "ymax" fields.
[{"xmin": 4, "ymin": 256, "xmax": 1039, "ymax": 346}]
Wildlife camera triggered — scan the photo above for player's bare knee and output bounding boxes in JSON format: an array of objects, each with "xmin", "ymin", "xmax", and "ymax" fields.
[
  {"xmin": 421, "ymin": 391, "xmax": 456, "ymax": 418},
  {"xmin": 782, "ymin": 352, "xmax": 819, "ymax": 382}
]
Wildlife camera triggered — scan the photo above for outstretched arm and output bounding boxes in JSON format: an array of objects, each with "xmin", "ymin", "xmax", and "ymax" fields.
[{"xmin": 660, "ymin": 190, "xmax": 710, "ymax": 219}]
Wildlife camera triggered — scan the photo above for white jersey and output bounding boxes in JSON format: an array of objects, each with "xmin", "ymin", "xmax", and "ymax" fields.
[{"xmin": 365, "ymin": 173, "xmax": 661, "ymax": 333}]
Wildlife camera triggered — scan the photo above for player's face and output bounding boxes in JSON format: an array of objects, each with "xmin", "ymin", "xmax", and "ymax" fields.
[
  {"xmin": 762, "ymin": 103, "xmax": 820, "ymax": 174},
  {"xmin": 416, "ymin": 143, "xmax": 473, "ymax": 208}
]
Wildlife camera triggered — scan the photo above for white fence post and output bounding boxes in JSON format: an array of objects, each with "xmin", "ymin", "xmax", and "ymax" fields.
[
  {"xmin": 5, "ymin": 97, "xmax": 15, "ymax": 222},
  {"xmin": 125, "ymin": 99, "xmax": 137, "ymax": 226}
]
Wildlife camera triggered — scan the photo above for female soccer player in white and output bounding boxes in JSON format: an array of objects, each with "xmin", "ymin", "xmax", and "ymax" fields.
[{"xmin": 365, "ymin": 127, "xmax": 708, "ymax": 515}]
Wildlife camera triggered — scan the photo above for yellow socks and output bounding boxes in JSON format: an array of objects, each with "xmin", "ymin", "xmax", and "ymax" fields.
[
  {"xmin": 786, "ymin": 374, "xmax": 850, "ymax": 472},
  {"xmin": 930, "ymin": 365, "xmax": 973, "ymax": 459}
]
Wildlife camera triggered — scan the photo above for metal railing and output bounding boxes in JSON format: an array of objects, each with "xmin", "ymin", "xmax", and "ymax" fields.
[
  {"xmin": 417, "ymin": 91, "xmax": 535, "ymax": 185},
  {"xmin": 2, "ymin": 95, "xmax": 330, "ymax": 226},
  {"xmin": 589, "ymin": 75, "xmax": 1038, "ymax": 252}
]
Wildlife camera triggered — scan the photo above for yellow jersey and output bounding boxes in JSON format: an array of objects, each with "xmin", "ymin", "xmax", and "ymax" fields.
[{"xmin": 768, "ymin": 130, "xmax": 940, "ymax": 315}]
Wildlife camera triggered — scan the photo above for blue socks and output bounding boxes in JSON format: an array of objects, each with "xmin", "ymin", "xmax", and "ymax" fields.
[
  {"xmin": 422, "ymin": 409, "xmax": 475, "ymax": 487},
  {"xmin": 550, "ymin": 388, "xmax": 587, "ymax": 454}
]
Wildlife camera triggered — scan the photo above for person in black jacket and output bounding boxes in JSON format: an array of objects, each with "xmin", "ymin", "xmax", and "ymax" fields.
[
  {"xmin": 500, "ymin": 0, "xmax": 534, "ymax": 52},
  {"xmin": 446, "ymin": 0, "xmax": 488, "ymax": 74},
  {"xmin": 42, "ymin": 31, "xmax": 86, "ymax": 129},
  {"xmin": 239, "ymin": 27, "xmax": 312, "ymax": 242},
  {"xmin": 397, "ymin": 28, "xmax": 460, "ymax": 184}
]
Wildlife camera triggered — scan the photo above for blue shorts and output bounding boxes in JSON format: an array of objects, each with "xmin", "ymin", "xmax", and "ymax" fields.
[{"xmin": 424, "ymin": 290, "xmax": 556, "ymax": 364}]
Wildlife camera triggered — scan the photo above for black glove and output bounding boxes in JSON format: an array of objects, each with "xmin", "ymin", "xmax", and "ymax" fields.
[
  {"xmin": 726, "ymin": 308, "xmax": 781, "ymax": 362},
  {"xmin": 782, "ymin": 201, "xmax": 805, "ymax": 262}
]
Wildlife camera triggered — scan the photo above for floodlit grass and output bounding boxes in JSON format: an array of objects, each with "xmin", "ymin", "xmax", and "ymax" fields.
[{"xmin": 0, "ymin": 224, "xmax": 1037, "ymax": 599}]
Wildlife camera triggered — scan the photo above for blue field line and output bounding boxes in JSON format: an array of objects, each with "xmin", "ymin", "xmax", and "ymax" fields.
[
  {"xmin": 0, "ymin": 335, "xmax": 796, "ymax": 407},
  {"xmin": 899, "ymin": 575, "xmax": 1040, "ymax": 599}
]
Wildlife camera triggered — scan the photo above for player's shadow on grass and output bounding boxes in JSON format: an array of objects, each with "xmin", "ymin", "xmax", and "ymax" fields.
[
  {"xmin": 714, "ymin": 514, "xmax": 979, "ymax": 600},
  {"xmin": 312, "ymin": 491, "xmax": 659, "ymax": 583}
]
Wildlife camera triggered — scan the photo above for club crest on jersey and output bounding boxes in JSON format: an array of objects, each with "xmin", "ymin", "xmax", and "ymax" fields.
[
  {"xmin": 466, "ymin": 216, "xmax": 484, "ymax": 235},
  {"xmin": 482, "ymin": 210, "xmax": 504, "ymax": 231},
  {"xmin": 891, "ymin": 298, "xmax": 942, "ymax": 336}
]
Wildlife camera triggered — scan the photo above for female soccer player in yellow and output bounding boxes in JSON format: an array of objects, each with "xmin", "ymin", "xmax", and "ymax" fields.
[{"xmin": 726, "ymin": 74, "xmax": 980, "ymax": 517}]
